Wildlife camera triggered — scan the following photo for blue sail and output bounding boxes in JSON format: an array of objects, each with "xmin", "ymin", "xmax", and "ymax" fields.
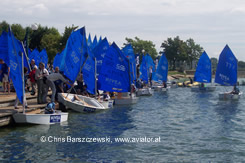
[
  {"xmin": 98, "ymin": 36, "xmax": 102, "ymax": 44},
  {"xmin": 0, "ymin": 31, "xmax": 9, "ymax": 65},
  {"xmin": 140, "ymin": 55, "xmax": 148, "ymax": 84},
  {"xmin": 215, "ymin": 45, "xmax": 237, "ymax": 86},
  {"xmin": 91, "ymin": 35, "xmax": 98, "ymax": 50},
  {"xmin": 82, "ymin": 49, "xmax": 95, "ymax": 94},
  {"xmin": 87, "ymin": 33, "xmax": 93, "ymax": 49},
  {"xmin": 92, "ymin": 38, "xmax": 110, "ymax": 74},
  {"xmin": 37, "ymin": 49, "xmax": 48, "ymax": 67},
  {"xmin": 8, "ymin": 29, "xmax": 25, "ymax": 103},
  {"xmin": 122, "ymin": 44, "xmax": 136, "ymax": 83},
  {"xmin": 153, "ymin": 53, "xmax": 168, "ymax": 82},
  {"xmin": 194, "ymin": 51, "xmax": 211, "ymax": 83},
  {"xmin": 53, "ymin": 50, "xmax": 64, "ymax": 69},
  {"xmin": 28, "ymin": 48, "xmax": 39, "ymax": 64},
  {"xmin": 145, "ymin": 54, "xmax": 155, "ymax": 71},
  {"xmin": 98, "ymin": 42, "xmax": 130, "ymax": 92},
  {"xmin": 63, "ymin": 27, "xmax": 88, "ymax": 83}
]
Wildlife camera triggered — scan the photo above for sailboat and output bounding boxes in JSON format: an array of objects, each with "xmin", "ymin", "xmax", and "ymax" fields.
[
  {"xmin": 152, "ymin": 52, "xmax": 169, "ymax": 92},
  {"xmin": 98, "ymin": 42, "xmax": 138, "ymax": 105},
  {"xmin": 7, "ymin": 28, "xmax": 68, "ymax": 125},
  {"xmin": 215, "ymin": 45, "xmax": 242, "ymax": 100},
  {"xmin": 137, "ymin": 55, "xmax": 154, "ymax": 96},
  {"xmin": 191, "ymin": 51, "xmax": 216, "ymax": 92}
]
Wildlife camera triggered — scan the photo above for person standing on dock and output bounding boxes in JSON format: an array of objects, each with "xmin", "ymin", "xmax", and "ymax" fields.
[
  {"xmin": 30, "ymin": 59, "xmax": 35, "ymax": 70},
  {"xmin": 35, "ymin": 62, "xmax": 49, "ymax": 104},
  {"xmin": 29, "ymin": 65, "xmax": 37, "ymax": 95},
  {"xmin": 0, "ymin": 59, "xmax": 10, "ymax": 94},
  {"xmin": 44, "ymin": 73, "xmax": 73, "ymax": 103}
]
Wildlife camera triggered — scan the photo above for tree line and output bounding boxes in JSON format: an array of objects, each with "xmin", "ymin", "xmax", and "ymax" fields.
[
  {"xmin": 0, "ymin": 20, "xmax": 77, "ymax": 62},
  {"xmin": 1, "ymin": 20, "xmax": 245, "ymax": 71}
]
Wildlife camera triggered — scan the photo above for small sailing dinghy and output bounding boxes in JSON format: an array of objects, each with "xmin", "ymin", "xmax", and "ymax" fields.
[
  {"xmin": 58, "ymin": 93, "xmax": 107, "ymax": 113},
  {"xmin": 191, "ymin": 51, "xmax": 216, "ymax": 92},
  {"xmin": 136, "ymin": 55, "xmax": 154, "ymax": 96},
  {"xmin": 152, "ymin": 52, "xmax": 169, "ymax": 92},
  {"xmin": 98, "ymin": 43, "xmax": 138, "ymax": 105},
  {"xmin": 13, "ymin": 110, "xmax": 68, "ymax": 125},
  {"xmin": 215, "ymin": 45, "xmax": 242, "ymax": 100}
]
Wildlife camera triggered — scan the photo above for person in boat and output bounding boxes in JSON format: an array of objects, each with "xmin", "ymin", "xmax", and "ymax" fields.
[
  {"xmin": 136, "ymin": 64, "xmax": 140, "ymax": 79},
  {"xmin": 103, "ymin": 91, "xmax": 111, "ymax": 101},
  {"xmin": 149, "ymin": 66, "xmax": 153, "ymax": 87},
  {"xmin": 163, "ymin": 82, "xmax": 167, "ymax": 88},
  {"xmin": 189, "ymin": 77, "xmax": 193, "ymax": 84},
  {"xmin": 230, "ymin": 85, "xmax": 240, "ymax": 95},
  {"xmin": 35, "ymin": 62, "xmax": 49, "ymax": 104},
  {"xmin": 199, "ymin": 83, "xmax": 205, "ymax": 88},
  {"xmin": 44, "ymin": 72, "xmax": 74, "ymax": 103},
  {"xmin": 131, "ymin": 83, "xmax": 136, "ymax": 93}
]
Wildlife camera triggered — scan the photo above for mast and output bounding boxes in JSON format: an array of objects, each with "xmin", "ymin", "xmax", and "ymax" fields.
[
  {"xmin": 128, "ymin": 58, "xmax": 132, "ymax": 96},
  {"xmin": 95, "ymin": 57, "xmax": 97, "ymax": 96},
  {"xmin": 21, "ymin": 51, "xmax": 25, "ymax": 113}
]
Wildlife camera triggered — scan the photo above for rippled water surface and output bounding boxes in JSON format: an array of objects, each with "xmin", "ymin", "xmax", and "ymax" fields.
[{"xmin": 1, "ymin": 86, "xmax": 245, "ymax": 162}]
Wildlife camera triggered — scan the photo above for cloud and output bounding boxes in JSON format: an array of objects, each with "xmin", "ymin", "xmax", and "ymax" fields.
[{"xmin": 1, "ymin": 0, "xmax": 245, "ymax": 61}]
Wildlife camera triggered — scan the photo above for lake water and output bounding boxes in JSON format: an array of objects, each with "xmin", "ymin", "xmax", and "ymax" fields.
[{"xmin": 1, "ymin": 86, "xmax": 245, "ymax": 162}]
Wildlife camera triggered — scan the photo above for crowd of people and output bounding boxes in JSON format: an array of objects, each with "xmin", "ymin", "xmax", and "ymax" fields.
[{"xmin": 0, "ymin": 58, "xmax": 95, "ymax": 108}]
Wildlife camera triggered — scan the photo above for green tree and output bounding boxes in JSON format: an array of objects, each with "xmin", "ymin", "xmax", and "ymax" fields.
[
  {"xmin": 0, "ymin": 21, "xmax": 9, "ymax": 34},
  {"xmin": 186, "ymin": 38, "xmax": 203, "ymax": 69},
  {"xmin": 40, "ymin": 28, "xmax": 61, "ymax": 62},
  {"xmin": 210, "ymin": 57, "xmax": 218, "ymax": 74},
  {"xmin": 160, "ymin": 36, "xmax": 188, "ymax": 70},
  {"xmin": 29, "ymin": 25, "xmax": 49, "ymax": 51},
  {"xmin": 11, "ymin": 24, "xmax": 26, "ymax": 41},
  {"xmin": 238, "ymin": 61, "xmax": 245, "ymax": 70},
  {"xmin": 123, "ymin": 37, "xmax": 158, "ymax": 60},
  {"xmin": 59, "ymin": 25, "xmax": 78, "ymax": 51}
]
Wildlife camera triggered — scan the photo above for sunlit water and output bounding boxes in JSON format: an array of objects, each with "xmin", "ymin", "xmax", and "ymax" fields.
[{"xmin": 1, "ymin": 86, "xmax": 245, "ymax": 162}]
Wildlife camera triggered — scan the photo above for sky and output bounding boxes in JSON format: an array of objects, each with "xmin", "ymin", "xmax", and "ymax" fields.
[{"xmin": 1, "ymin": 0, "xmax": 245, "ymax": 61}]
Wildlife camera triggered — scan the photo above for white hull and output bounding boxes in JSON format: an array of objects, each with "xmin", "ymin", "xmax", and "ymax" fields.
[
  {"xmin": 170, "ymin": 84, "xmax": 178, "ymax": 88},
  {"xmin": 100, "ymin": 100, "xmax": 114, "ymax": 109},
  {"xmin": 219, "ymin": 92, "xmax": 242, "ymax": 100},
  {"xmin": 114, "ymin": 93, "xmax": 138, "ymax": 105},
  {"xmin": 136, "ymin": 88, "xmax": 154, "ymax": 96},
  {"xmin": 13, "ymin": 111, "xmax": 68, "ymax": 125},
  {"xmin": 58, "ymin": 93, "xmax": 107, "ymax": 113},
  {"xmin": 152, "ymin": 85, "xmax": 163, "ymax": 91},
  {"xmin": 152, "ymin": 85, "xmax": 170, "ymax": 92},
  {"xmin": 191, "ymin": 86, "xmax": 216, "ymax": 92}
]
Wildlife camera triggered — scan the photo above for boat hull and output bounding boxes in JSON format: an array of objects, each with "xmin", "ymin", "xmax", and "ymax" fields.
[
  {"xmin": 136, "ymin": 88, "xmax": 154, "ymax": 96},
  {"xmin": 114, "ymin": 93, "xmax": 138, "ymax": 105},
  {"xmin": 13, "ymin": 111, "xmax": 68, "ymax": 125},
  {"xmin": 58, "ymin": 93, "xmax": 107, "ymax": 113},
  {"xmin": 219, "ymin": 92, "xmax": 242, "ymax": 100},
  {"xmin": 191, "ymin": 86, "xmax": 216, "ymax": 92},
  {"xmin": 100, "ymin": 100, "xmax": 114, "ymax": 109}
]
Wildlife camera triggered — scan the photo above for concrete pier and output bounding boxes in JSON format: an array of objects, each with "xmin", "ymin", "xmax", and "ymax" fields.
[{"xmin": 0, "ymin": 92, "xmax": 48, "ymax": 127}]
